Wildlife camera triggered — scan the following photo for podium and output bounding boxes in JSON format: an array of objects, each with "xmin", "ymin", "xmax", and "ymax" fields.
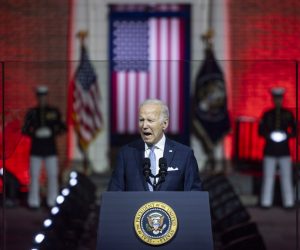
[{"xmin": 97, "ymin": 191, "xmax": 213, "ymax": 250}]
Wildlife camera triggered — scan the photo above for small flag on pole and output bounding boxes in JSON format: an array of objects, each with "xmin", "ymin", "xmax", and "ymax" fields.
[
  {"xmin": 70, "ymin": 45, "xmax": 103, "ymax": 150},
  {"xmin": 193, "ymin": 47, "xmax": 230, "ymax": 149}
]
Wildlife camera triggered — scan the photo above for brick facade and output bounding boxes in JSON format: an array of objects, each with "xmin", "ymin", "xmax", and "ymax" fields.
[
  {"xmin": 0, "ymin": 1, "xmax": 71, "ymax": 184},
  {"xmin": 228, "ymin": 0, "xmax": 300, "ymax": 161}
]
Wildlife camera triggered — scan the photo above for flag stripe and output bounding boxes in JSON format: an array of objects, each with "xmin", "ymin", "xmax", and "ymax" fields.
[
  {"xmin": 160, "ymin": 18, "xmax": 168, "ymax": 103},
  {"xmin": 117, "ymin": 71, "xmax": 126, "ymax": 133},
  {"xmin": 149, "ymin": 18, "xmax": 157, "ymax": 99},
  {"xmin": 166, "ymin": 18, "xmax": 171, "ymax": 119},
  {"xmin": 156, "ymin": 18, "xmax": 161, "ymax": 99},
  {"xmin": 111, "ymin": 72, "xmax": 117, "ymax": 132},
  {"xmin": 179, "ymin": 18, "xmax": 185, "ymax": 132},
  {"xmin": 170, "ymin": 18, "xmax": 180, "ymax": 132},
  {"xmin": 128, "ymin": 71, "xmax": 136, "ymax": 132},
  {"xmin": 135, "ymin": 72, "xmax": 141, "ymax": 131}
]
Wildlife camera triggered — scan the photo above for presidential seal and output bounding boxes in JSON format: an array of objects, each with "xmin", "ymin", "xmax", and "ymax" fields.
[{"xmin": 134, "ymin": 201, "xmax": 178, "ymax": 246}]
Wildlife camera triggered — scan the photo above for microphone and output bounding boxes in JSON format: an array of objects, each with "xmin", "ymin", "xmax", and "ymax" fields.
[
  {"xmin": 156, "ymin": 158, "xmax": 168, "ymax": 189},
  {"xmin": 143, "ymin": 158, "xmax": 155, "ymax": 190},
  {"xmin": 158, "ymin": 157, "xmax": 168, "ymax": 179},
  {"xmin": 143, "ymin": 158, "xmax": 151, "ymax": 179}
]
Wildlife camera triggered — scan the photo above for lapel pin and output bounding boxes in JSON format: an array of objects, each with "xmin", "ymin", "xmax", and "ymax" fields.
[{"xmin": 169, "ymin": 150, "xmax": 173, "ymax": 152}]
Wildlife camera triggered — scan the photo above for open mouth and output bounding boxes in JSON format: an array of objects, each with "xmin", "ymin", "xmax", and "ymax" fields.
[{"xmin": 143, "ymin": 132, "xmax": 152, "ymax": 137}]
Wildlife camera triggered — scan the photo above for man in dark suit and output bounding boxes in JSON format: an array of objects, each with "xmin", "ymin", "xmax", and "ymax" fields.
[{"xmin": 108, "ymin": 99, "xmax": 202, "ymax": 191}]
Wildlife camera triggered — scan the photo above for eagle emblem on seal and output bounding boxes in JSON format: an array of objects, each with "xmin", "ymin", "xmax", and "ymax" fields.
[{"xmin": 146, "ymin": 212, "xmax": 166, "ymax": 235}]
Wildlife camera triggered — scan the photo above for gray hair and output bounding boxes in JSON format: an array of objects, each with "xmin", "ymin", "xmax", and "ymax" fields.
[{"xmin": 140, "ymin": 99, "xmax": 169, "ymax": 122}]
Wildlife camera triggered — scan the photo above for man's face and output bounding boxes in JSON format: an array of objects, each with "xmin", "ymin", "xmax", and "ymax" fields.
[
  {"xmin": 37, "ymin": 94, "xmax": 48, "ymax": 107},
  {"xmin": 139, "ymin": 103, "xmax": 169, "ymax": 146},
  {"xmin": 273, "ymin": 96, "xmax": 283, "ymax": 108}
]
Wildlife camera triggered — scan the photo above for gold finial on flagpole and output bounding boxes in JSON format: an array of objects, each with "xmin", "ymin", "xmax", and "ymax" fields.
[
  {"xmin": 201, "ymin": 29, "xmax": 214, "ymax": 49},
  {"xmin": 76, "ymin": 30, "xmax": 88, "ymax": 45}
]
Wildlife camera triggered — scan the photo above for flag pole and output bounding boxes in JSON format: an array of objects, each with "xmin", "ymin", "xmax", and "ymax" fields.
[
  {"xmin": 199, "ymin": 30, "xmax": 217, "ymax": 172},
  {"xmin": 76, "ymin": 30, "xmax": 90, "ymax": 175},
  {"xmin": 193, "ymin": 1, "xmax": 231, "ymax": 174},
  {"xmin": 197, "ymin": 0, "xmax": 215, "ymax": 154},
  {"xmin": 201, "ymin": 0, "xmax": 214, "ymax": 48}
]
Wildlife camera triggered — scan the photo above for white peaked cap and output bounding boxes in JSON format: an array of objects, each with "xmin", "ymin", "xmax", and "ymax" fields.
[
  {"xmin": 270, "ymin": 87, "xmax": 285, "ymax": 96},
  {"xmin": 36, "ymin": 85, "xmax": 48, "ymax": 95}
]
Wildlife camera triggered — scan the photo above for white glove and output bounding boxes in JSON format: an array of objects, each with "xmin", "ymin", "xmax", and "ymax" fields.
[
  {"xmin": 270, "ymin": 130, "xmax": 287, "ymax": 142},
  {"xmin": 35, "ymin": 127, "xmax": 52, "ymax": 138}
]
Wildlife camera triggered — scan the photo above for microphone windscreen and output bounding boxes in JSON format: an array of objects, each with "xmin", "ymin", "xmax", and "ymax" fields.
[
  {"xmin": 143, "ymin": 158, "xmax": 151, "ymax": 167},
  {"xmin": 159, "ymin": 158, "xmax": 167, "ymax": 169}
]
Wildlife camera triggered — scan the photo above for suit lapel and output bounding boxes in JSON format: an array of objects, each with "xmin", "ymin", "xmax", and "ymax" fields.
[{"xmin": 163, "ymin": 138, "xmax": 175, "ymax": 169}]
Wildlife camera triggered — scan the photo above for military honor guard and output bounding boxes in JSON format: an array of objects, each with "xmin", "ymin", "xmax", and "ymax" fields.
[
  {"xmin": 22, "ymin": 86, "xmax": 66, "ymax": 209},
  {"xmin": 258, "ymin": 87, "xmax": 296, "ymax": 208}
]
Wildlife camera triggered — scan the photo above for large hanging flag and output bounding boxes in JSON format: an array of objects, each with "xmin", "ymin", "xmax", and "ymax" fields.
[
  {"xmin": 193, "ymin": 47, "xmax": 230, "ymax": 150},
  {"xmin": 109, "ymin": 4, "xmax": 191, "ymax": 136},
  {"xmin": 70, "ymin": 45, "xmax": 103, "ymax": 150}
]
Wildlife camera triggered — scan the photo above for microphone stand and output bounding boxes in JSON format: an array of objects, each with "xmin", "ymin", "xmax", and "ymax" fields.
[
  {"xmin": 146, "ymin": 172, "xmax": 160, "ymax": 191},
  {"xmin": 143, "ymin": 158, "xmax": 157, "ymax": 191},
  {"xmin": 155, "ymin": 158, "xmax": 168, "ymax": 190},
  {"xmin": 152, "ymin": 174, "xmax": 160, "ymax": 191},
  {"xmin": 143, "ymin": 157, "xmax": 167, "ymax": 191}
]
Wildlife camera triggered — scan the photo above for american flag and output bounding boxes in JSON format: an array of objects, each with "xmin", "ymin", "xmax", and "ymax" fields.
[
  {"xmin": 71, "ymin": 45, "xmax": 103, "ymax": 150},
  {"xmin": 110, "ymin": 4, "xmax": 189, "ymax": 134}
]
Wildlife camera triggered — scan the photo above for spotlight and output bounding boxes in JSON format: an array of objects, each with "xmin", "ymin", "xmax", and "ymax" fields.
[
  {"xmin": 34, "ymin": 233, "xmax": 45, "ymax": 244},
  {"xmin": 61, "ymin": 188, "xmax": 70, "ymax": 196},
  {"xmin": 51, "ymin": 206, "xmax": 60, "ymax": 215},
  {"xmin": 69, "ymin": 178, "xmax": 78, "ymax": 186},
  {"xmin": 70, "ymin": 171, "xmax": 78, "ymax": 179},
  {"xmin": 56, "ymin": 195, "xmax": 65, "ymax": 205},
  {"xmin": 31, "ymin": 170, "xmax": 97, "ymax": 250},
  {"xmin": 43, "ymin": 219, "xmax": 52, "ymax": 228}
]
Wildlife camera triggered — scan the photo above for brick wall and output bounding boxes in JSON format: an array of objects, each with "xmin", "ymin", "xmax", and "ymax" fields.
[
  {"xmin": 228, "ymin": 0, "xmax": 300, "ymax": 161},
  {"xmin": 0, "ymin": 1, "xmax": 71, "ymax": 183}
]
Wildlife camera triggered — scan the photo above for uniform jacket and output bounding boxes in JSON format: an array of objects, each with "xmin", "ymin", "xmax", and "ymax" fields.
[
  {"xmin": 22, "ymin": 105, "xmax": 66, "ymax": 156},
  {"xmin": 258, "ymin": 107, "xmax": 296, "ymax": 156}
]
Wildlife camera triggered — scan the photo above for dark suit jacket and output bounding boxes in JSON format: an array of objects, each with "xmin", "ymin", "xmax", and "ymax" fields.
[{"xmin": 108, "ymin": 137, "xmax": 202, "ymax": 191}]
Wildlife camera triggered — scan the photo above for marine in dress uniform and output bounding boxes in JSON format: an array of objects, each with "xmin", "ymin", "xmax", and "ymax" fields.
[
  {"xmin": 258, "ymin": 87, "xmax": 296, "ymax": 208},
  {"xmin": 22, "ymin": 86, "xmax": 66, "ymax": 208}
]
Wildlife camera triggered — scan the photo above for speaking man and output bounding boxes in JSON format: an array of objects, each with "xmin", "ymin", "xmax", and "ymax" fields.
[{"xmin": 108, "ymin": 99, "xmax": 202, "ymax": 191}]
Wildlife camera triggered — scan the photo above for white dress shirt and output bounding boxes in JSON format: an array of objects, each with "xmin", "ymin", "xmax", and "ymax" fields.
[{"xmin": 144, "ymin": 134, "xmax": 166, "ymax": 176}]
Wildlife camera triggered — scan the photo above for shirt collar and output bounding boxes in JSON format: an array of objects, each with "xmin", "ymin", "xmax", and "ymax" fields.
[{"xmin": 145, "ymin": 134, "xmax": 166, "ymax": 151}]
